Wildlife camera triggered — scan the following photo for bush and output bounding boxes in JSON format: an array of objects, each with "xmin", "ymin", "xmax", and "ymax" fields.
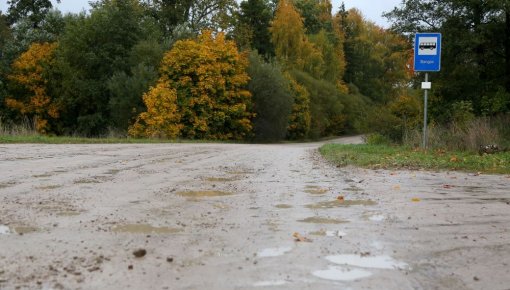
[{"xmin": 247, "ymin": 52, "xmax": 293, "ymax": 142}]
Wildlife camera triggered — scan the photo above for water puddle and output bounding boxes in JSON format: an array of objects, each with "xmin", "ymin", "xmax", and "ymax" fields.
[
  {"xmin": 57, "ymin": 210, "xmax": 81, "ymax": 217},
  {"xmin": 305, "ymin": 186, "xmax": 329, "ymax": 195},
  {"xmin": 310, "ymin": 229, "xmax": 347, "ymax": 237},
  {"xmin": 257, "ymin": 247, "xmax": 293, "ymax": 258},
  {"xmin": 1, "ymin": 225, "xmax": 39, "ymax": 235},
  {"xmin": 0, "ymin": 225, "xmax": 12, "ymax": 235},
  {"xmin": 112, "ymin": 224, "xmax": 183, "ymax": 234},
  {"xmin": 367, "ymin": 214, "xmax": 385, "ymax": 222},
  {"xmin": 306, "ymin": 199, "xmax": 377, "ymax": 209},
  {"xmin": 298, "ymin": 217, "xmax": 348, "ymax": 224},
  {"xmin": 253, "ymin": 280, "xmax": 287, "ymax": 287},
  {"xmin": 275, "ymin": 204, "xmax": 293, "ymax": 209},
  {"xmin": 313, "ymin": 266, "xmax": 372, "ymax": 281},
  {"xmin": 206, "ymin": 177, "xmax": 238, "ymax": 182},
  {"xmin": 344, "ymin": 186, "xmax": 363, "ymax": 192},
  {"xmin": 176, "ymin": 191, "xmax": 233, "ymax": 198},
  {"xmin": 326, "ymin": 255, "xmax": 409, "ymax": 270}
]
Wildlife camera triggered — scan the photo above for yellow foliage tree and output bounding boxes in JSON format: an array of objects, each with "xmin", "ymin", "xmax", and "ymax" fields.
[
  {"xmin": 6, "ymin": 42, "xmax": 59, "ymax": 134},
  {"xmin": 269, "ymin": 0, "xmax": 323, "ymax": 76},
  {"xmin": 286, "ymin": 75, "xmax": 311, "ymax": 139},
  {"xmin": 128, "ymin": 78, "xmax": 182, "ymax": 138},
  {"xmin": 131, "ymin": 30, "xmax": 253, "ymax": 140}
]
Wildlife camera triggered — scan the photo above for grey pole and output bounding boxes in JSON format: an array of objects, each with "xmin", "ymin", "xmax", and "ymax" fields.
[{"xmin": 422, "ymin": 73, "xmax": 429, "ymax": 149}]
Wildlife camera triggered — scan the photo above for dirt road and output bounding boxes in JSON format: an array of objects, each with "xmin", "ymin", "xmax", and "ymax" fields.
[{"xmin": 1, "ymin": 137, "xmax": 509, "ymax": 290}]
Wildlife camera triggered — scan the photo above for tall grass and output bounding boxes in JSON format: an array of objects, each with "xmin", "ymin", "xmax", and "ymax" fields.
[
  {"xmin": 404, "ymin": 115, "xmax": 509, "ymax": 152},
  {"xmin": 0, "ymin": 118, "xmax": 39, "ymax": 137}
]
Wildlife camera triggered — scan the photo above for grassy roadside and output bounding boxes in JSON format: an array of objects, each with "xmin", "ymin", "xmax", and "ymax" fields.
[{"xmin": 319, "ymin": 144, "xmax": 510, "ymax": 174}]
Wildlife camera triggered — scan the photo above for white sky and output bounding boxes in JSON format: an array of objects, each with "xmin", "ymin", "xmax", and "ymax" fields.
[{"xmin": 0, "ymin": 0, "xmax": 403, "ymax": 28}]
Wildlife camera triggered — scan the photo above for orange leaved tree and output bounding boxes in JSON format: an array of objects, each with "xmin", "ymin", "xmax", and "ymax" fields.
[
  {"xmin": 130, "ymin": 30, "xmax": 253, "ymax": 140},
  {"xmin": 6, "ymin": 42, "xmax": 59, "ymax": 134}
]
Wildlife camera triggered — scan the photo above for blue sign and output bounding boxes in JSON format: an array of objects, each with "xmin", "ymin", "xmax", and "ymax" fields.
[{"xmin": 414, "ymin": 33, "xmax": 442, "ymax": 72}]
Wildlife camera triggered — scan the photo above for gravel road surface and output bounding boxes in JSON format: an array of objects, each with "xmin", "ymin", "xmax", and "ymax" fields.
[{"xmin": 0, "ymin": 137, "xmax": 509, "ymax": 289}]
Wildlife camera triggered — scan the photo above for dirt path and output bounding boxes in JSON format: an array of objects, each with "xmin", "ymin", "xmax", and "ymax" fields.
[{"xmin": 0, "ymin": 138, "xmax": 509, "ymax": 290}]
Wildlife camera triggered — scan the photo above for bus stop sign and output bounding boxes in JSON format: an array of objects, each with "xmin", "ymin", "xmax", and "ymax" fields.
[{"xmin": 414, "ymin": 33, "xmax": 442, "ymax": 72}]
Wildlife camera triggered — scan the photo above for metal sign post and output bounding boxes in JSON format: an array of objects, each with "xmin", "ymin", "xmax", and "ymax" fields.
[{"xmin": 414, "ymin": 33, "xmax": 442, "ymax": 149}]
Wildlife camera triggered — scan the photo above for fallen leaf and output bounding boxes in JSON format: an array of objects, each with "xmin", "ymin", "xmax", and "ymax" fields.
[
  {"xmin": 450, "ymin": 156, "xmax": 458, "ymax": 162},
  {"xmin": 393, "ymin": 185, "xmax": 401, "ymax": 190},
  {"xmin": 411, "ymin": 198, "xmax": 421, "ymax": 202},
  {"xmin": 443, "ymin": 185, "xmax": 455, "ymax": 189},
  {"xmin": 293, "ymin": 232, "xmax": 312, "ymax": 243},
  {"xmin": 337, "ymin": 196, "xmax": 345, "ymax": 203}
]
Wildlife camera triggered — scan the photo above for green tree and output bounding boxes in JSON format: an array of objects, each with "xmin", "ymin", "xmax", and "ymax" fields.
[
  {"xmin": 237, "ymin": 0, "xmax": 274, "ymax": 57},
  {"xmin": 293, "ymin": 0, "xmax": 333, "ymax": 34},
  {"xmin": 54, "ymin": 0, "xmax": 146, "ymax": 136},
  {"xmin": 385, "ymin": 0, "xmax": 510, "ymax": 118},
  {"xmin": 247, "ymin": 51, "xmax": 293, "ymax": 141},
  {"xmin": 7, "ymin": 0, "xmax": 60, "ymax": 28}
]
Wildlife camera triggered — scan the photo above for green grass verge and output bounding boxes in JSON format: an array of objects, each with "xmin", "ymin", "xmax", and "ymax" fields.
[{"xmin": 320, "ymin": 144, "xmax": 510, "ymax": 174}]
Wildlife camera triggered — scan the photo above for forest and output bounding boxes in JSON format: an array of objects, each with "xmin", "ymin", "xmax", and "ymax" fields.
[{"xmin": 0, "ymin": 0, "xmax": 509, "ymax": 146}]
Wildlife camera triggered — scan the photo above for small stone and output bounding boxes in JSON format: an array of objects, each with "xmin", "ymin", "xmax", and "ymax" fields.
[
  {"xmin": 166, "ymin": 257, "xmax": 173, "ymax": 263},
  {"xmin": 128, "ymin": 265, "xmax": 133, "ymax": 270},
  {"xmin": 473, "ymin": 276, "xmax": 480, "ymax": 281},
  {"xmin": 133, "ymin": 249, "xmax": 147, "ymax": 258}
]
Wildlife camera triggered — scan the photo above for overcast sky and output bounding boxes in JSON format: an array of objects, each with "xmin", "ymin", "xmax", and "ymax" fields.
[{"xmin": 0, "ymin": 0, "xmax": 403, "ymax": 28}]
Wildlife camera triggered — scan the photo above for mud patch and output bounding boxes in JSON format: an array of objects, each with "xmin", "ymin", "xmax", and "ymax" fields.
[
  {"xmin": 0, "ymin": 181, "xmax": 17, "ymax": 189},
  {"xmin": 275, "ymin": 204, "xmax": 293, "ymax": 209},
  {"xmin": 298, "ymin": 217, "xmax": 348, "ymax": 224},
  {"xmin": 313, "ymin": 266, "xmax": 372, "ymax": 281},
  {"xmin": 306, "ymin": 199, "xmax": 377, "ymax": 209},
  {"xmin": 112, "ymin": 224, "xmax": 183, "ymax": 234},
  {"xmin": 326, "ymin": 255, "xmax": 409, "ymax": 270},
  {"xmin": 13, "ymin": 226, "xmax": 39, "ymax": 235},
  {"xmin": 176, "ymin": 191, "xmax": 233, "ymax": 198}
]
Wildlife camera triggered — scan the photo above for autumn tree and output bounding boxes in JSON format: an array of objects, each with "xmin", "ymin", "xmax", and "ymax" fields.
[
  {"xmin": 269, "ymin": 0, "xmax": 323, "ymax": 76},
  {"xmin": 130, "ymin": 31, "xmax": 253, "ymax": 140},
  {"xmin": 286, "ymin": 74, "xmax": 311, "ymax": 139},
  {"xmin": 5, "ymin": 42, "xmax": 59, "ymax": 133}
]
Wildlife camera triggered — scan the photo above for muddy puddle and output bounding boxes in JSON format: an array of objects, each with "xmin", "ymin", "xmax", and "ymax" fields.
[
  {"xmin": 112, "ymin": 224, "xmax": 183, "ymax": 234},
  {"xmin": 205, "ymin": 177, "xmax": 238, "ymax": 182},
  {"xmin": 304, "ymin": 186, "xmax": 329, "ymax": 195},
  {"xmin": 310, "ymin": 229, "xmax": 347, "ymax": 237},
  {"xmin": 313, "ymin": 266, "xmax": 372, "ymax": 281},
  {"xmin": 298, "ymin": 217, "xmax": 348, "ymax": 224},
  {"xmin": 35, "ymin": 184, "xmax": 62, "ymax": 190},
  {"xmin": 176, "ymin": 191, "xmax": 234, "ymax": 198},
  {"xmin": 0, "ymin": 225, "xmax": 39, "ymax": 235},
  {"xmin": 306, "ymin": 199, "xmax": 377, "ymax": 209},
  {"xmin": 274, "ymin": 204, "xmax": 293, "ymax": 209},
  {"xmin": 326, "ymin": 254, "xmax": 409, "ymax": 270}
]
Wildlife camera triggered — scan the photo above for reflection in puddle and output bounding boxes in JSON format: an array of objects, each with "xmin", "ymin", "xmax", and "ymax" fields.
[
  {"xmin": 275, "ymin": 204, "xmax": 293, "ymax": 209},
  {"xmin": 176, "ymin": 191, "xmax": 233, "ymax": 198},
  {"xmin": 112, "ymin": 224, "xmax": 183, "ymax": 234},
  {"xmin": 326, "ymin": 255, "xmax": 409, "ymax": 270},
  {"xmin": 253, "ymin": 280, "xmax": 287, "ymax": 287},
  {"xmin": 257, "ymin": 247, "xmax": 292, "ymax": 257},
  {"xmin": 306, "ymin": 199, "xmax": 377, "ymax": 209},
  {"xmin": 313, "ymin": 266, "xmax": 372, "ymax": 281},
  {"xmin": 298, "ymin": 217, "xmax": 348, "ymax": 224},
  {"xmin": 0, "ymin": 225, "xmax": 12, "ymax": 235}
]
